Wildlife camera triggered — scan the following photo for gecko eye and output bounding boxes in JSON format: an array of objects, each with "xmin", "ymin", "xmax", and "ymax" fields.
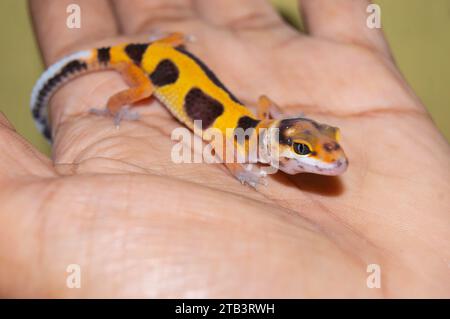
[{"xmin": 293, "ymin": 143, "xmax": 312, "ymax": 156}]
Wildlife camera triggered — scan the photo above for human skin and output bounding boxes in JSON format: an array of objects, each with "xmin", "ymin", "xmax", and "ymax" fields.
[{"xmin": 0, "ymin": 0, "xmax": 448, "ymax": 297}]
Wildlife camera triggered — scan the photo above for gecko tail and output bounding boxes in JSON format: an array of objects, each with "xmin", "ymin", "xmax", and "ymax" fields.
[{"xmin": 30, "ymin": 49, "xmax": 98, "ymax": 141}]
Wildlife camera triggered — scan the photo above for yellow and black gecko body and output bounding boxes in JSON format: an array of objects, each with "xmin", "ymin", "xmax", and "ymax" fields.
[{"xmin": 31, "ymin": 32, "xmax": 348, "ymax": 186}]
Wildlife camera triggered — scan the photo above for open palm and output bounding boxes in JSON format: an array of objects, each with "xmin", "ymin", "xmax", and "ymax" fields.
[{"xmin": 1, "ymin": 0, "xmax": 448, "ymax": 297}]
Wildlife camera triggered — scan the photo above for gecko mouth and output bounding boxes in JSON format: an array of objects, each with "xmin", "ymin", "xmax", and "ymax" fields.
[
  {"xmin": 307, "ymin": 157, "xmax": 349, "ymax": 175},
  {"xmin": 279, "ymin": 157, "xmax": 348, "ymax": 176}
]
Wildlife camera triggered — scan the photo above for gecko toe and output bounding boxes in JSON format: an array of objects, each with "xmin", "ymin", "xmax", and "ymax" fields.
[
  {"xmin": 114, "ymin": 107, "xmax": 140, "ymax": 127},
  {"xmin": 236, "ymin": 170, "xmax": 267, "ymax": 188},
  {"xmin": 89, "ymin": 107, "xmax": 110, "ymax": 116}
]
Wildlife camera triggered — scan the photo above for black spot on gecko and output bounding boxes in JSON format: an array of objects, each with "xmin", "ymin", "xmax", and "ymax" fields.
[
  {"xmin": 150, "ymin": 59, "xmax": 179, "ymax": 86},
  {"xmin": 184, "ymin": 88, "xmax": 224, "ymax": 128},
  {"xmin": 175, "ymin": 46, "xmax": 242, "ymax": 104},
  {"xmin": 279, "ymin": 133, "xmax": 292, "ymax": 146},
  {"xmin": 97, "ymin": 47, "xmax": 110, "ymax": 65},
  {"xmin": 61, "ymin": 60, "xmax": 87, "ymax": 74},
  {"xmin": 235, "ymin": 116, "xmax": 260, "ymax": 142},
  {"xmin": 32, "ymin": 106, "xmax": 40, "ymax": 118},
  {"xmin": 237, "ymin": 116, "xmax": 260, "ymax": 131},
  {"xmin": 33, "ymin": 60, "xmax": 87, "ymax": 119},
  {"xmin": 125, "ymin": 43, "xmax": 148, "ymax": 65},
  {"xmin": 43, "ymin": 125, "xmax": 51, "ymax": 140},
  {"xmin": 278, "ymin": 118, "xmax": 294, "ymax": 145}
]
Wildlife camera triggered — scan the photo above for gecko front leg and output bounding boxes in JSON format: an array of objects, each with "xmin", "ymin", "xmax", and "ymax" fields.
[
  {"xmin": 225, "ymin": 163, "xmax": 268, "ymax": 188},
  {"xmin": 257, "ymin": 95, "xmax": 283, "ymax": 119},
  {"xmin": 257, "ymin": 95, "xmax": 306, "ymax": 119},
  {"xmin": 211, "ymin": 135, "xmax": 268, "ymax": 188}
]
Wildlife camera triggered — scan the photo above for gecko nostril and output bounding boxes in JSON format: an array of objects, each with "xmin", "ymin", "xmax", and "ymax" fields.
[{"xmin": 323, "ymin": 142, "xmax": 340, "ymax": 152}]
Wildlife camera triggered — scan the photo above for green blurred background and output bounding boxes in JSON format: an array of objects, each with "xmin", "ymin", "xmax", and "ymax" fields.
[{"xmin": 0, "ymin": 0, "xmax": 449, "ymax": 154}]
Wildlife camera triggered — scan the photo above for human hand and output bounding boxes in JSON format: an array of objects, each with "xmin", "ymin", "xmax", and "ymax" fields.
[{"xmin": 0, "ymin": 0, "xmax": 448, "ymax": 297}]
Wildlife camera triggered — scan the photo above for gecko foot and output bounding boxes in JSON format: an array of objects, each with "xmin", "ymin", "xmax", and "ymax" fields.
[
  {"xmin": 113, "ymin": 107, "xmax": 140, "ymax": 127},
  {"xmin": 235, "ymin": 164, "xmax": 268, "ymax": 188},
  {"xmin": 89, "ymin": 106, "xmax": 140, "ymax": 128},
  {"xmin": 89, "ymin": 107, "xmax": 110, "ymax": 116}
]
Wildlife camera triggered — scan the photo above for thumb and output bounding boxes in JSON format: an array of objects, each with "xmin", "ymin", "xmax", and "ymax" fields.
[{"xmin": 0, "ymin": 112, "xmax": 55, "ymax": 179}]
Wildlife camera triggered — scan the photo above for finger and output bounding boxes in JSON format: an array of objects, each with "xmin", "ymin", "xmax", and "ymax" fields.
[
  {"xmin": 300, "ymin": 0, "xmax": 392, "ymax": 58},
  {"xmin": 111, "ymin": 0, "xmax": 197, "ymax": 35},
  {"xmin": 0, "ymin": 113, "xmax": 54, "ymax": 179},
  {"xmin": 195, "ymin": 0, "xmax": 284, "ymax": 31},
  {"xmin": 29, "ymin": 0, "xmax": 120, "ymax": 156},
  {"xmin": 29, "ymin": 0, "xmax": 119, "ymax": 63}
]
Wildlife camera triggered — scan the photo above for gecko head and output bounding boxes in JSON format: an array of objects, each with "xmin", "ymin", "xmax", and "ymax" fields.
[{"xmin": 268, "ymin": 117, "xmax": 348, "ymax": 175}]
